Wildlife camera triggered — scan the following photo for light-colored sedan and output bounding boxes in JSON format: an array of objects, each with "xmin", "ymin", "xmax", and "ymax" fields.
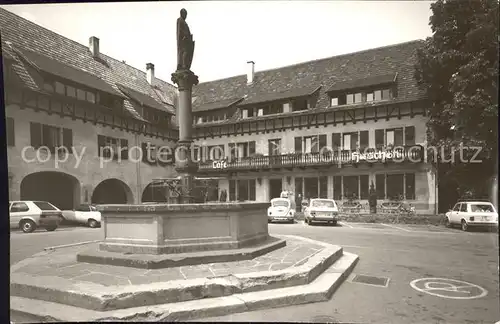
[
  {"xmin": 304, "ymin": 198, "xmax": 339, "ymax": 226},
  {"xmin": 9, "ymin": 201, "xmax": 61, "ymax": 233},
  {"xmin": 62, "ymin": 204, "xmax": 102, "ymax": 228},
  {"xmin": 445, "ymin": 201, "xmax": 498, "ymax": 231},
  {"xmin": 268, "ymin": 198, "xmax": 296, "ymax": 223}
]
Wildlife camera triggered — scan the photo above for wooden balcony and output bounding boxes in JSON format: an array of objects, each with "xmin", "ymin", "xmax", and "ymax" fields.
[{"xmin": 197, "ymin": 145, "xmax": 425, "ymax": 173}]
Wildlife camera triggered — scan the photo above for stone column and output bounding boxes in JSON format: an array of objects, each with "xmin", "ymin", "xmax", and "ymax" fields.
[{"xmin": 171, "ymin": 69, "xmax": 199, "ymax": 204}]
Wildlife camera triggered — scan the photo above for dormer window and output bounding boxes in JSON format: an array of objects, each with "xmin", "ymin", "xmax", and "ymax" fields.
[
  {"xmin": 330, "ymin": 87, "xmax": 393, "ymax": 107},
  {"xmin": 331, "ymin": 97, "xmax": 339, "ymax": 106}
]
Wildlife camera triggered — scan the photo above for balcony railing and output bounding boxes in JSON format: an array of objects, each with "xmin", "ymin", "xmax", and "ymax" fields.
[{"xmin": 198, "ymin": 145, "xmax": 424, "ymax": 172}]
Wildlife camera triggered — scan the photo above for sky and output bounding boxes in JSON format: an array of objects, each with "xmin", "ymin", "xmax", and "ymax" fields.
[{"xmin": 2, "ymin": 1, "xmax": 434, "ymax": 84}]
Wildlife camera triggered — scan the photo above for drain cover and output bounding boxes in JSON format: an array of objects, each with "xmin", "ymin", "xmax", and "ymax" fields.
[
  {"xmin": 310, "ymin": 315, "xmax": 338, "ymax": 323},
  {"xmin": 351, "ymin": 274, "xmax": 389, "ymax": 287}
]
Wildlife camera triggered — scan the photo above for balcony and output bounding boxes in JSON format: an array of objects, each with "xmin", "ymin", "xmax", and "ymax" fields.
[{"xmin": 197, "ymin": 145, "xmax": 424, "ymax": 173}]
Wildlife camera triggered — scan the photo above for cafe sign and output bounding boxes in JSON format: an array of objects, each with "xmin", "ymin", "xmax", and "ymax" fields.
[
  {"xmin": 351, "ymin": 149, "xmax": 405, "ymax": 163},
  {"xmin": 212, "ymin": 160, "xmax": 228, "ymax": 169}
]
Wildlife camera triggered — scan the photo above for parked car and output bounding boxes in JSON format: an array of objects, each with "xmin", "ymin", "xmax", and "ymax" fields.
[
  {"xmin": 445, "ymin": 201, "xmax": 498, "ymax": 231},
  {"xmin": 62, "ymin": 204, "xmax": 102, "ymax": 228},
  {"xmin": 9, "ymin": 201, "xmax": 61, "ymax": 233},
  {"xmin": 268, "ymin": 197, "xmax": 296, "ymax": 223},
  {"xmin": 304, "ymin": 198, "xmax": 339, "ymax": 226}
]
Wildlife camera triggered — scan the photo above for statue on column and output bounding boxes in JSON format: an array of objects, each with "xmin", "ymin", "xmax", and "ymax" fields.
[{"xmin": 176, "ymin": 8, "xmax": 195, "ymax": 71}]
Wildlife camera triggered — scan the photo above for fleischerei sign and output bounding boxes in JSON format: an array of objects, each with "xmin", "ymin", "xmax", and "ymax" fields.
[{"xmin": 351, "ymin": 149, "xmax": 405, "ymax": 162}]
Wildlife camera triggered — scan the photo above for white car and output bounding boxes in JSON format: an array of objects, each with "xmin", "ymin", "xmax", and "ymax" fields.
[
  {"xmin": 445, "ymin": 201, "xmax": 498, "ymax": 231},
  {"xmin": 268, "ymin": 198, "xmax": 296, "ymax": 223},
  {"xmin": 9, "ymin": 201, "xmax": 61, "ymax": 233},
  {"xmin": 304, "ymin": 198, "xmax": 339, "ymax": 226},
  {"xmin": 62, "ymin": 204, "xmax": 101, "ymax": 228}
]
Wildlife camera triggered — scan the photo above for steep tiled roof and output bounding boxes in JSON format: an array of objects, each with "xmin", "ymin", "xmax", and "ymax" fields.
[
  {"xmin": 0, "ymin": 8, "xmax": 176, "ymax": 119},
  {"xmin": 192, "ymin": 40, "xmax": 426, "ymax": 111},
  {"xmin": 194, "ymin": 97, "xmax": 243, "ymax": 112}
]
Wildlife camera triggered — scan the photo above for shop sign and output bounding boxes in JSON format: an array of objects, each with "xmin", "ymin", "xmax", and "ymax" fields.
[
  {"xmin": 351, "ymin": 149, "xmax": 405, "ymax": 163},
  {"xmin": 212, "ymin": 160, "xmax": 228, "ymax": 169}
]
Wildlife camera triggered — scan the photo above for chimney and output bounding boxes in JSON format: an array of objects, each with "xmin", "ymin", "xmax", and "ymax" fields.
[
  {"xmin": 89, "ymin": 36, "xmax": 99, "ymax": 58},
  {"xmin": 146, "ymin": 63, "xmax": 155, "ymax": 85},
  {"xmin": 247, "ymin": 61, "xmax": 255, "ymax": 84}
]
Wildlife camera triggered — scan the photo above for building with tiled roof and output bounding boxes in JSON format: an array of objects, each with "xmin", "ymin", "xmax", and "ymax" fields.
[
  {"xmin": 2, "ymin": 8, "xmax": 179, "ymax": 208},
  {"xmin": 2, "ymin": 7, "xmax": 437, "ymax": 214}
]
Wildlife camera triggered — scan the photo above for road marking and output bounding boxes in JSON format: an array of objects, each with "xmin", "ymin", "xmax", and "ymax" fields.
[
  {"xmin": 339, "ymin": 222, "xmax": 353, "ymax": 228},
  {"xmin": 43, "ymin": 240, "xmax": 101, "ymax": 251},
  {"xmin": 381, "ymin": 223, "xmax": 413, "ymax": 232},
  {"xmin": 410, "ymin": 278, "xmax": 488, "ymax": 299}
]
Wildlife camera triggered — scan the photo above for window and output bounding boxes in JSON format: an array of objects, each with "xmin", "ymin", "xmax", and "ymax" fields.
[
  {"xmin": 30, "ymin": 122, "xmax": 72, "ymax": 153},
  {"xmin": 376, "ymin": 174, "xmax": 385, "ymax": 199},
  {"xmin": 304, "ymin": 177, "xmax": 319, "ymax": 199},
  {"xmin": 97, "ymin": 135, "xmax": 128, "ymax": 160},
  {"xmin": 206, "ymin": 145, "xmax": 225, "ymax": 160},
  {"xmin": 405, "ymin": 126, "xmax": 415, "ymax": 146},
  {"xmin": 10, "ymin": 202, "xmax": 29, "ymax": 212},
  {"xmin": 330, "ymin": 97, "xmax": 338, "ymax": 106},
  {"xmin": 55, "ymin": 81, "xmax": 65, "ymax": 94},
  {"xmin": 360, "ymin": 175, "xmax": 369, "ymax": 199},
  {"xmin": 386, "ymin": 174, "xmax": 404, "ymax": 200},
  {"xmin": 375, "ymin": 129, "xmax": 384, "ymax": 148},
  {"xmin": 452, "ymin": 204, "xmax": 461, "ymax": 212},
  {"xmin": 346, "ymin": 94, "xmax": 354, "ymax": 105},
  {"xmin": 43, "ymin": 82, "xmax": 54, "ymax": 93},
  {"xmin": 343, "ymin": 132, "xmax": 358, "ymax": 151},
  {"xmin": 76, "ymin": 205, "xmax": 91, "ymax": 212},
  {"xmin": 87, "ymin": 91, "xmax": 96, "ymax": 103},
  {"xmin": 142, "ymin": 142, "xmax": 157, "ymax": 164},
  {"xmin": 6, "ymin": 117, "xmax": 15, "ymax": 146},
  {"xmin": 460, "ymin": 203, "xmax": 468, "ymax": 212},
  {"xmin": 405, "ymin": 173, "xmax": 415, "ymax": 200},
  {"xmin": 359, "ymin": 131, "xmax": 369, "ymax": 151},
  {"xmin": 295, "ymin": 177, "xmax": 303, "ymax": 198},
  {"xmin": 268, "ymin": 139, "xmax": 281, "ymax": 156},
  {"xmin": 296, "ymin": 135, "xmax": 326, "ymax": 153},
  {"xmin": 257, "ymin": 108, "xmax": 263, "ymax": 116},
  {"xmin": 343, "ymin": 176, "xmax": 359, "ymax": 199},
  {"xmin": 354, "ymin": 93, "xmax": 362, "ymax": 103},
  {"xmin": 229, "ymin": 179, "xmax": 256, "ymax": 201},
  {"xmin": 366, "ymin": 92, "xmax": 374, "ymax": 102},
  {"xmin": 77, "ymin": 89, "xmax": 86, "ymax": 101},
  {"xmin": 319, "ymin": 176, "xmax": 328, "ymax": 199},
  {"xmin": 333, "ymin": 176, "xmax": 342, "ymax": 200},
  {"xmin": 230, "ymin": 141, "xmax": 255, "ymax": 159},
  {"xmin": 374, "ymin": 90, "xmax": 382, "ymax": 101},
  {"xmin": 332, "ymin": 133, "xmax": 341, "ymax": 150},
  {"xmin": 387, "ymin": 128, "xmax": 403, "ymax": 147},
  {"xmin": 33, "ymin": 201, "xmax": 57, "ymax": 211},
  {"xmin": 66, "ymin": 86, "xmax": 76, "ymax": 98},
  {"xmin": 343, "ymin": 134, "xmax": 351, "ymax": 151},
  {"xmin": 382, "ymin": 89, "xmax": 391, "ymax": 100},
  {"xmin": 242, "ymin": 109, "xmax": 249, "ymax": 118}
]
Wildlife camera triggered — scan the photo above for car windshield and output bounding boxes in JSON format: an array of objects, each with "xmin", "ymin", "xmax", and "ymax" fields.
[
  {"xmin": 33, "ymin": 201, "xmax": 57, "ymax": 210},
  {"xmin": 312, "ymin": 200, "xmax": 335, "ymax": 208},
  {"xmin": 272, "ymin": 200, "xmax": 289, "ymax": 207},
  {"xmin": 470, "ymin": 204, "xmax": 495, "ymax": 212}
]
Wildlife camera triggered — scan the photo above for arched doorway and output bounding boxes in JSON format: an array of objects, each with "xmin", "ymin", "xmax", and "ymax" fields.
[
  {"xmin": 92, "ymin": 179, "xmax": 133, "ymax": 204},
  {"xmin": 141, "ymin": 182, "xmax": 169, "ymax": 203},
  {"xmin": 20, "ymin": 172, "xmax": 80, "ymax": 210}
]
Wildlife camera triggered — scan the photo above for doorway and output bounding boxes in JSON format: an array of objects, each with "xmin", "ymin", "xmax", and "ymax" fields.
[{"xmin": 269, "ymin": 178, "xmax": 283, "ymax": 200}]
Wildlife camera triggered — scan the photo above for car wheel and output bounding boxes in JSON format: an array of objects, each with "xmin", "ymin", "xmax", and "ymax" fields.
[
  {"xmin": 45, "ymin": 226, "xmax": 57, "ymax": 232},
  {"xmin": 20, "ymin": 220, "xmax": 36, "ymax": 233},
  {"xmin": 307, "ymin": 219, "xmax": 313, "ymax": 226},
  {"xmin": 88, "ymin": 219, "xmax": 99, "ymax": 228},
  {"xmin": 461, "ymin": 220, "xmax": 469, "ymax": 231},
  {"xmin": 444, "ymin": 217, "xmax": 451, "ymax": 228},
  {"xmin": 332, "ymin": 220, "xmax": 337, "ymax": 226}
]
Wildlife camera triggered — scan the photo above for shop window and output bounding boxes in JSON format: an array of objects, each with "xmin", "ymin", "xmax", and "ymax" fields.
[
  {"xmin": 405, "ymin": 173, "xmax": 415, "ymax": 200},
  {"xmin": 386, "ymin": 174, "xmax": 404, "ymax": 200},
  {"xmin": 360, "ymin": 175, "xmax": 369, "ymax": 199},
  {"xmin": 375, "ymin": 174, "xmax": 385, "ymax": 199},
  {"xmin": 333, "ymin": 176, "xmax": 342, "ymax": 200},
  {"xmin": 343, "ymin": 176, "xmax": 359, "ymax": 199},
  {"xmin": 319, "ymin": 176, "xmax": 328, "ymax": 199}
]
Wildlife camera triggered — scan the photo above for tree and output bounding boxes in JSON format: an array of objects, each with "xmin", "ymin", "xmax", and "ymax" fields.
[{"xmin": 414, "ymin": 0, "xmax": 499, "ymax": 210}]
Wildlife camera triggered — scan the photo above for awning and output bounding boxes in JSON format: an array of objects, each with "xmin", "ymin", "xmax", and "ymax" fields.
[
  {"xmin": 327, "ymin": 73, "xmax": 397, "ymax": 93},
  {"xmin": 117, "ymin": 83, "xmax": 173, "ymax": 114},
  {"xmin": 194, "ymin": 97, "xmax": 244, "ymax": 112},
  {"xmin": 15, "ymin": 47, "xmax": 124, "ymax": 98},
  {"xmin": 241, "ymin": 85, "xmax": 321, "ymax": 106}
]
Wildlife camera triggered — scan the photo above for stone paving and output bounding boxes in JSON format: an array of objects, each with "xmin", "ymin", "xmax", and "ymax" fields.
[{"xmin": 13, "ymin": 236, "xmax": 324, "ymax": 287}]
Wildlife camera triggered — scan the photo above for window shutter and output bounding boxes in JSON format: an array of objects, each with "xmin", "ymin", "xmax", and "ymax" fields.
[
  {"xmin": 62, "ymin": 128, "xmax": 73, "ymax": 154},
  {"xmin": 142, "ymin": 142, "xmax": 149, "ymax": 163},
  {"xmin": 229, "ymin": 180, "xmax": 236, "ymax": 201},
  {"xmin": 319, "ymin": 134, "xmax": 327, "ymax": 152},
  {"xmin": 30, "ymin": 122, "xmax": 41, "ymax": 148},
  {"xmin": 351, "ymin": 132, "xmax": 358, "ymax": 151},
  {"xmin": 97, "ymin": 135, "xmax": 105, "ymax": 157},
  {"xmin": 294, "ymin": 137, "xmax": 302, "ymax": 153},
  {"xmin": 360, "ymin": 131, "xmax": 369, "ymax": 150},
  {"xmin": 6, "ymin": 117, "xmax": 15, "ymax": 146},
  {"xmin": 405, "ymin": 126, "xmax": 415, "ymax": 146},
  {"xmin": 249, "ymin": 179, "xmax": 256, "ymax": 201},
  {"xmin": 332, "ymin": 133, "xmax": 341, "ymax": 151},
  {"xmin": 120, "ymin": 139, "xmax": 129, "ymax": 160},
  {"xmin": 249, "ymin": 141, "xmax": 256, "ymax": 156},
  {"xmin": 375, "ymin": 129, "xmax": 384, "ymax": 148},
  {"xmin": 394, "ymin": 128, "xmax": 404, "ymax": 146}
]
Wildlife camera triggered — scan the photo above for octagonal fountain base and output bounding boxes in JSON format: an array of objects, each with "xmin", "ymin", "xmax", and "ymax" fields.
[{"xmin": 77, "ymin": 202, "xmax": 286, "ymax": 269}]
